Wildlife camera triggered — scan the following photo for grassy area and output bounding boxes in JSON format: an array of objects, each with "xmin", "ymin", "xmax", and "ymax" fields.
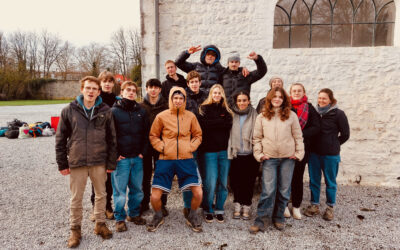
[{"xmin": 0, "ymin": 100, "xmax": 72, "ymax": 106}]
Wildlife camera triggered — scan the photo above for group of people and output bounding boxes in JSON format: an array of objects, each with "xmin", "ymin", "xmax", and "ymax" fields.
[{"xmin": 55, "ymin": 44, "xmax": 350, "ymax": 248}]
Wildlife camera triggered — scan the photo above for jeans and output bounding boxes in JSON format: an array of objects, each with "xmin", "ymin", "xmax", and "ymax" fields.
[
  {"xmin": 203, "ymin": 150, "xmax": 230, "ymax": 215},
  {"xmin": 308, "ymin": 153, "xmax": 340, "ymax": 207},
  {"xmin": 255, "ymin": 158, "xmax": 295, "ymax": 227},
  {"xmin": 111, "ymin": 157, "xmax": 144, "ymax": 221},
  {"xmin": 290, "ymin": 149, "xmax": 310, "ymax": 208}
]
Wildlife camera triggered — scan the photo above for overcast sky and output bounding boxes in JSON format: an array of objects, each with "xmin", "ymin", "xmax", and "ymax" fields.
[{"xmin": 0, "ymin": 0, "xmax": 140, "ymax": 46}]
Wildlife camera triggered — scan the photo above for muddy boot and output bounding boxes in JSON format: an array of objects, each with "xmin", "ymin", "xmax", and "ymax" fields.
[
  {"xmin": 67, "ymin": 225, "xmax": 81, "ymax": 248},
  {"xmin": 94, "ymin": 222, "xmax": 113, "ymax": 239}
]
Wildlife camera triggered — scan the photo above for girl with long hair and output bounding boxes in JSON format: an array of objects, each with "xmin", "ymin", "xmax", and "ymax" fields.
[
  {"xmin": 249, "ymin": 87, "xmax": 304, "ymax": 234},
  {"xmin": 198, "ymin": 84, "xmax": 233, "ymax": 223}
]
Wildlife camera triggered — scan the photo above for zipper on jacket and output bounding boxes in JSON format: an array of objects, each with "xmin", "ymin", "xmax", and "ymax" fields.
[{"xmin": 176, "ymin": 109, "xmax": 179, "ymax": 159}]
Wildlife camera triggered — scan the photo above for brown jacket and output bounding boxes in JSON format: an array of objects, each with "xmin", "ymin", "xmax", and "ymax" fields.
[
  {"xmin": 149, "ymin": 87, "xmax": 202, "ymax": 160},
  {"xmin": 253, "ymin": 111, "xmax": 304, "ymax": 162}
]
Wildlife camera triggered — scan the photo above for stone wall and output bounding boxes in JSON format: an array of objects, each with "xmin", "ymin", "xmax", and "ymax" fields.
[
  {"xmin": 37, "ymin": 80, "xmax": 80, "ymax": 99},
  {"xmin": 140, "ymin": 0, "xmax": 400, "ymax": 186}
]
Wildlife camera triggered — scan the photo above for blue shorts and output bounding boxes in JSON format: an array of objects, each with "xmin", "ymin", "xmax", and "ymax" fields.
[{"xmin": 152, "ymin": 159, "xmax": 202, "ymax": 193}]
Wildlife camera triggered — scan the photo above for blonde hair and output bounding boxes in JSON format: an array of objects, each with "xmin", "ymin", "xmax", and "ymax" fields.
[
  {"xmin": 199, "ymin": 84, "xmax": 233, "ymax": 116},
  {"xmin": 289, "ymin": 82, "xmax": 306, "ymax": 94}
]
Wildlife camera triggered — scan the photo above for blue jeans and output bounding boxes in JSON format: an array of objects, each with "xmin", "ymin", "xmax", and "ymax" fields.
[
  {"xmin": 203, "ymin": 151, "xmax": 230, "ymax": 215},
  {"xmin": 308, "ymin": 153, "xmax": 340, "ymax": 207},
  {"xmin": 111, "ymin": 157, "xmax": 144, "ymax": 221},
  {"xmin": 255, "ymin": 158, "xmax": 295, "ymax": 227}
]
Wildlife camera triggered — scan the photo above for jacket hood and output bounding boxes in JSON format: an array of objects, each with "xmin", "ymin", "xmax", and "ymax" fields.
[
  {"xmin": 200, "ymin": 45, "xmax": 221, "ymax": 66},
  {"xmin": 76, "ymin": 94, "xmax": 103, "ymax": 110},
  {"xmin": 168, "ymin": 86, "xmax": 187, "ymax": 112}
]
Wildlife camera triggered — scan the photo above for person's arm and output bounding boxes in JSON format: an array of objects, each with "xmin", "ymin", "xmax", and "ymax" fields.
[
  {"xmin": 141, "ymin": 110, "xmax": 151, "ymax": 156},
  {"xmin": 302, "ymin": 104, "xmax": 320, "ymax": 139},
  {"xmin": 337, "ymin": 110, "xmax": 350, "ymax": 145},
  {"xmin": 291, "ymin": 113, "xmax": 305, "ymax": 161},
  {"xmin": 190, "ymin": 115, "xmax": 203, "ymax": 152},
  {"xmin": 252, "ymin": 115, "xmax": 265, "ymax": 162},
  {"xmin": 175, "ymin": 46, "xmax": 201, "ymax": 73},
  {"xmin": 55, "ymin": 107, "xmax": 71, "ymax": 173},
  {"xmin": 149, "ymin": 115, "xmax": 165, "ymax": 153},
  {"xmin": 246, "ymin": 53, "xmax": 267, "ymax": 84},
  {"xmin": 105, "ymin": 111, "xmax": 118, "ymax": 172}
]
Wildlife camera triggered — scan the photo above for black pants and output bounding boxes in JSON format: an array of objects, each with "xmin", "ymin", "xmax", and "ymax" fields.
[
  {"xmin": 91, "ymin": 172, "xmax": 113, "ymax": 211},
  {"xmin": 229, "ymin": 154, "xmax": 259, "ymax": 206},
  {"xmin": 290, "ymin": 149, "xmax": 310, "ymax": 208},
  {"xmin": 142, "ymin": 148, "xmax": 167, "ymax": 209}
]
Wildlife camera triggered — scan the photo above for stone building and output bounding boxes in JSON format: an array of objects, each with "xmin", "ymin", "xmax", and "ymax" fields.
[{"xmin": 140, "ymin": 0, "xmax": 400, "ymax": 187}]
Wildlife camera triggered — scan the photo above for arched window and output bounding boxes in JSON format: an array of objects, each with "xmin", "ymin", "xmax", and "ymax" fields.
[{"xmin": 273, "ymin": 0, "xmax": 395, "ymax": 48}]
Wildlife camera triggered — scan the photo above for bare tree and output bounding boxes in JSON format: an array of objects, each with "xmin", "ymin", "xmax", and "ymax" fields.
[
  {"xmin": 128, "ymin": 28, "xmax": 142, "ymax": 66},
  {"xmin": 27, "ymin": 32, "xmax": 40, "ymax": 78},
  {"xmin": 76, "ymin": 42, "xmax": 109, "ymax": 75},
  {"xmin": 110, "ymin": 28, "xmax": 129, "ymax": 77},
  {"xmin": 0, "ymin": 31, "xmax": 9, "ymax": 69},
  {"xmin": 9, "ymin": 31, "xmax": 28, "ymax": 70},
  {"xmin": 56, "ymin": 41, "xmax": 76, "ymax": 81},
  {"xmin": 40, "ymin": 30, "xmax": 62, "ymax": 77}
]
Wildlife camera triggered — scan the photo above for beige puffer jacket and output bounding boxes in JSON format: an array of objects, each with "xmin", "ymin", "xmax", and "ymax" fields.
[{"xmin": 252, "ymin": 111, "xmax": 304, "ymax": 162}]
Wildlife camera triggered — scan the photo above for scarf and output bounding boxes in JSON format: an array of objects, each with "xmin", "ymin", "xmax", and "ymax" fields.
[
  {"xmin": 228, "ymin": 105, "xmax": 258, "ymax": 159},
  {"xmin": 291, "ymin": 95, "xmax": 309, "ymax": 129},
  {"xmin": 317, "ymin": 104, "xmax": 337, "ymax": 115},
  {"xmin": 121, "ymin": 98, "xmax": 137, "ymax": 111}
]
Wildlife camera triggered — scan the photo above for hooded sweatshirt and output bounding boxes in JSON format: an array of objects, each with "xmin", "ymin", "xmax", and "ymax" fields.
[{"xmin": 149, "ymin": 87, "xmax": 202, "ymax": 160}]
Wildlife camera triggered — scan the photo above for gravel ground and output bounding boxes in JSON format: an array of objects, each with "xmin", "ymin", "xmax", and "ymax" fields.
[{"xmin": 0, "ymin": 104, "xmax": 399, "ymax": 249}]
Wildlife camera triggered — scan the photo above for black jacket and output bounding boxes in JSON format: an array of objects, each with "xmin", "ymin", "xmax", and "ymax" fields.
[
  {"xmin": 112, "ymin": 99, "xmax": 150, "ymax": 158},
  {"xmin": 161, "ymin": 73, "xmax": 187, "ymax": 99},
  {"xmin": 294, "ymin": 103, "xmax": 320, "ymax": 151},
  {"xmin": 311, "ymin": 107, "xmax": 350, "ymax": 155},
  {"xmin": 222, "ymin": 55, "xmax": 267, "ymax": 106},
  {"xmin": 198, "ymin": 101, "xmax": 233, "ymax": 152},
  {"xmin": 100, "ymin": 91, "xmax": 118, "ymax": 108},
  {"xmin": 185, "ymin": 88, "xmax": 208, "ymax": 115},
  {"xmin": 55, "ymin": 99, "xmax": 117, "ymax": 171},
  {"xmin": 175, "ymin": 45, "xmax": 224, "ymax": 90}
]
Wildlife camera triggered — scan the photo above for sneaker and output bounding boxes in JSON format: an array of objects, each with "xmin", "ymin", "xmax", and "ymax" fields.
[
  {"xmin": 67, "ymin": 225, "xmax": 81, "ymax": 248},
  {"xmin": 161, "ymin": 206, "xmax": 169, "ymax": 217},
  {"xmin": 204, "ymin": 214, "xmax": 214, "ymax": 223},
  {"xmin": 105, "ymin": 209, "xmax": 114, "ymax": 220},
  {"xmin": 127, "ymin": 216, "xmax": 146, "ymax": 225},
  {"xmin": 216, "ymin": 214, "xmax": 224, "ymax": 223},
  {"xmin": 186, "ymin": 210, "xmax": 203, "ymax": 232},
  {"xmin": 147, "ymin": 214, "xmax": 164, "ymax": 232},
  {"xmin": 94, "ymin": 222, "xmax": 113, "ymax": 239},
  {"xmin": 292, "ymin": 207, "xmax": 302, "ymax": 220},
  {"xmin": 233, "ymin": 202, "xmax": 241, "ymax": 219},
  {"xmin": 115, "ymin": 221, "xmax": 127, "ymax": 232},
  {"xmin": 284, "ymin": 206, "xmax": 291, "ymax": 218},
  {"xmin": 273, "ymin": 222, "xmax": 285, "ymax": 231},
  {"xmin": 304, "ymin": 204, "xmax": 320, "ymax": 217},
  {"xmin": 242, "ymin": 205, "xmax": 251, "ymax": 220},
  {"xmin": 249, "ymin": 225, "xmax": 262, "ymax": 234},
  {"xmin": 89, "ymin": 208, "xmax": 95, "ymax": 222},
  {"xmin": 323, "ymin": 206, "xmax": 334, "ymax": 221},
  {"xmin": 183, "ymin": 208, "xmax": 190, "ymax": 219}
]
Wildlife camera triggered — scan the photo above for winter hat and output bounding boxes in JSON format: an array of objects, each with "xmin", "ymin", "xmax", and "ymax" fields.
[
  {"xmin": 227, "ymin": 51, "xmax": 240, "ymax": 62},
  {"xmin": 172, "ymin": 90, "xmax": 185, "ymax": 100}
]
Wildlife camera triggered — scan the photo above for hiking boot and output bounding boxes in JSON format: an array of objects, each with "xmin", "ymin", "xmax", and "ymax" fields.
[
  {"xmin": 115, "ymin": 221, "xmax": 127, "ymax": 232},
  {"xmin": 249, "ymin": 225, "xmax": 262, "ymax": 234},
  {"xmin": 242, "ymin": 205, "xmax": 251, "ymax": 220},
  {"xmin": 67, "ymin": 225, "xmax": 81, "ymax": 248},
  {"xmin": 323, "ymin": 206, "xmax": 334, "ymax": 221},
  {"xmin": 186, "ymin": 210, "xmax": 203, "ymax": 232},
  {"xmin": 105, "ymin": 209, "xmax": 114, "ymax": 220},
  {"xmin": 292, "ymin": 207, "xmax": 302, "ymax": 220},
  {"xmin": 216, "ymin": 214, "xmax": 224, "ymax": 223},
  {"xmin": 147, "ymin": 213, "xmax": 164, "ymax": 232},
  {"xmin": 94, "ymin": 222, "xmax": 113, "ymax": 239},
  {"xmin": 304, "ymin": 204, "xmax": 320, "ymax": 217},
  {"xmin": 284, "ymin": 206, "xmax": 291, "ymax": 218},
  {"xmin": 233, "ymin": 202, "xmax": 241, "ymax": 219},
  {"xmin": 204, "ymin": 214, "xmax": 214, "ymax": 223},
  {"xmin": 183, "ymin": 208, "xmax": 190, "ymax": 219},
  {"xmin": 161, "ymin": 206, "xmax": 169, "ymax": 217},
  {"xmin": 127, "ymin": 216, "xmax": 146, "ymax": 225},
  {"xmin": 89, "ymin": 208, "xmax": 95, "ymax": 222},
  {"xmin": 273, "ymin": 222, "xmax": 285, "ymax": 231}
]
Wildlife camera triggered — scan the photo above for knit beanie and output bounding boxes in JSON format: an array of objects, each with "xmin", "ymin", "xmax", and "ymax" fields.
[{"xmin": 227, "ymin": 51, "xmax": 240, "ymax": 63}]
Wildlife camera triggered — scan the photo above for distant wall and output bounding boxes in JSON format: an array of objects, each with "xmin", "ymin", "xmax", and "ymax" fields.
[{"xmin": 37, "ymin": 80, "xmax": 80, "ymax": 99}]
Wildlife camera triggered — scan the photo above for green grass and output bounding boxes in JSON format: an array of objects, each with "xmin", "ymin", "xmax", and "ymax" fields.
[{"xmin": 0, "ymin": 100, "xmax": 73, "ymax": 106}]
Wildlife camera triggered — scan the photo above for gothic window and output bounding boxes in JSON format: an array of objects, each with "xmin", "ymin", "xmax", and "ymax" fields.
[{"xmin": 273, "ymin": 0, "xmax": 395, "ymax": 48}]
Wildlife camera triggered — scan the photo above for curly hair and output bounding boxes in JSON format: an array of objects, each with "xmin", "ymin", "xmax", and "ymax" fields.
[{"xmin": 262, "ymin": 87, "xmax": 292, "ymax": 121}]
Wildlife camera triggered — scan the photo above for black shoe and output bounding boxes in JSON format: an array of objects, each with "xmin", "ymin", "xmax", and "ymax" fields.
[
  {"xmin": 183, "ymin": 208, "xmax": 190, "ymax": 219},
  {"xmin": 186, "ymin": 210, "xmax": 202, "ymax": 232},
  {"xmin": 161, "ymin": 206, "xmax": 169, "ymax": 217},
  {"xmin": 205, "ymin": 214, "xmax": 213, "ymax": 223},
  {"xmin": 147, "ymin": 214, "xmax": 164, "ymax": 232},
  {"xmin": 216, "ymin": 214, "xmax": 224, "ymax": 223}
]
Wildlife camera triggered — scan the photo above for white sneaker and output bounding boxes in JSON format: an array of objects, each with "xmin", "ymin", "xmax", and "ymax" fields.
[
  {"xmin": 284, "ymin": 207, "xmax": 291, "ymax": 218},
  {"xmin": 233, "ymin": 202, "xmax": 241, "ymax": 219},
  {"xmin": 292, "ymin": 207, "xmax": 302, "ymax": 220},
  {"xmin": 242, "ymin": 205, "xmax": 251, "ymax": 220}
]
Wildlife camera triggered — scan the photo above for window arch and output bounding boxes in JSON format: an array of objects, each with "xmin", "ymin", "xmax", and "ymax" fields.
[{"xmin": 273, "ymin": 0, "xmax": 395, "ymax": 48}]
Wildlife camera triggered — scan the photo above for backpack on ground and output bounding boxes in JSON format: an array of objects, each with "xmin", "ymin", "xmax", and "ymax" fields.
[{"xmin": 5, "ymin": 129, "xmax": 19, "ymax": 139}]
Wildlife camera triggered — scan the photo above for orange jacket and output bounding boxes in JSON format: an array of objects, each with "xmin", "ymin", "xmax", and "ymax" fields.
[{"xmin": 149, "ymin": 87, "xmax": 202, "ymax": 160}]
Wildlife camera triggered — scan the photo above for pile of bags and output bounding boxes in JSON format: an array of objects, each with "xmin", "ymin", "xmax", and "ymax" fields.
[{"xmin": 0, "ymin": 119, "xmax": 56, "ymax": 139}]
